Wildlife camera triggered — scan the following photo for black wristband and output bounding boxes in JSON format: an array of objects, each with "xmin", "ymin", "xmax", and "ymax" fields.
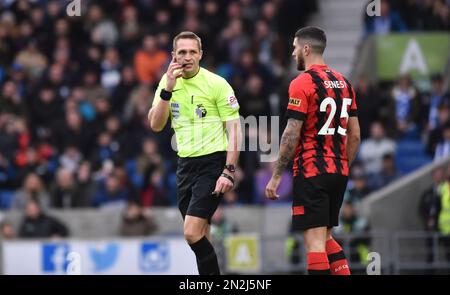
[
  {"xmin": 221, "ymin": 172, "xmax": 235, "ymax": 185},
  {"xmin": 160, "ymin": 89, "xmax": 172, "ymax": 101}
]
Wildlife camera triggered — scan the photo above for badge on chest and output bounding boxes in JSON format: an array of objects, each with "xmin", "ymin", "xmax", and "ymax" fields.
[{"xmin": 195, "ymin": 104, "xmax": 207, "ymax": 118}]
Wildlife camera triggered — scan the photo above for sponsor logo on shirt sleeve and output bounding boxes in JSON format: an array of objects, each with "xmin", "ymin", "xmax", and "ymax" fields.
[{"xmin": 227, "ymin": 94, "xmax": 239, "ymax": 109}]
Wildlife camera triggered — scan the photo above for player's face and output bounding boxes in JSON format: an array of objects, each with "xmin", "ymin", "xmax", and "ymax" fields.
[
  {"xmin": 173, "ymin": 38, "xmax": 203, "ymax": 76},
  {"xmin": 292, "ymin": 37, "xmax": 305, "ymax": 71}
]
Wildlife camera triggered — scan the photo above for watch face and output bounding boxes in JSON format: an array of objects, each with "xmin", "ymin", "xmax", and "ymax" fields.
[{"xmin": 226, "ymin": 165, "xmax": 235, "ymax": 172}]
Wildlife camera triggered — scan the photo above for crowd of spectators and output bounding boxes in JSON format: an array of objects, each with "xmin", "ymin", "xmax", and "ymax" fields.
[
  {"xmin": 0, "ymin": 0, "xmax": 318, "ymax": 219},
  {"xmin": 365, "ymin": 0, "xmax": 450, "ymax": 35}
]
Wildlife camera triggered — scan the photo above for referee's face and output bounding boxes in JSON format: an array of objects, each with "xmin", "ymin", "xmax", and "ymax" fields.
[{"xmin": 173, "ymin": 38, "xmax": 203, "ymax": 76}]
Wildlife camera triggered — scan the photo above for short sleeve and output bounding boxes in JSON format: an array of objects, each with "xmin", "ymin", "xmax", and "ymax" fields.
[
  {"xmin": 347, "ymin": 80, "xmax": 358, "ymax": 117},
  {"xmin": 215, "ymin": 78, "xmax": 240, "ymax": 122},
  {"xmin": 285, "ymin": 77, "xmax": 309, "ymax": 121},
  {"xmin": 152, "ymin": 74, "xmax": 167, "ymax": 107}
]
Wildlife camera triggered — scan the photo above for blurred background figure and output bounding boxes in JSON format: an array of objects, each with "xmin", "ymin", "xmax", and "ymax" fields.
[
  {"xmin": 18, "ymin": 199, "xmax": 69, "ymax": 239},
  {"xmin": 0, "ymin": 219, "xmax": 16, "ymax": 239},
  {"xmin": 210, "ymin": 205, "xmax": 239, "ymax": 241},
  {"xmin": 11, "ymin": 172, "xmax": 50, "ymax": 211},
  {"xmin": 359, "ymin": 122, "xmax": 396, "ymax": 175},
  {"xmin": 119, "ymin": 201, "xmax": 158, "ymax": 237}
]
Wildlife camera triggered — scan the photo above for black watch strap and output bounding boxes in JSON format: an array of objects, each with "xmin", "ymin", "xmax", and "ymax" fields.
[
  {"xmin": 160, "ymin": 89, "xmax": 172, "ymax": 101},
  {"xmin": 221, "ymin": 173, "xmax": 235, "ymax": 185}
]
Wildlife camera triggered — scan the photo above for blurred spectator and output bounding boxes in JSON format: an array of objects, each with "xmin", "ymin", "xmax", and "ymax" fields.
[
  {"xmin": 59, "ymin": 145, "xmax": 83, "ymax": 173},
  {"xmin": 355, "ymin": 75, "xmax": 382, "ymax": 140},
  {"xmin": 134, "ymin": 35, "xmax": 168, "ymax": 85},
  {"xmin": 210, "ymin": 205, "xmax": 239, "ymax": 240},
  {"xmin": 436, "ymin": 165, "xmax": 450, "ymax": 262},
  {"xmin": 359, "ymin": 121, "xmax": 397, "ymax": 174},
  {"xmin": 80, "ymin": 70, "xmax": 108, "ymax": 105},
  {"xmin": 425, "ymin": 74, "xmax": 450, "ymax": 132},
  {"xmin": 140, "ymin": 166, "xmax": 168, "ymax": 207},
  {"xmin": 75, "ymin": 161, "xmax": 96, "ymax": 202},
  {"xmin": 92, "ymin": 173, "xmax": 130, "ymax": 208},
  {"xmin": 365, "ymin": 0, "xmax": 407, "ymax": 35},
  {"xmin": 51, "ymin": 167, "xmax": 90, "ymax": 208},
  {"xmin": 18, "ymin": 199, "xmax": 69, "ymax": 238},
  {"xmin": 30, "ymin": 85, "xmax": 63, "ymax": 140},
  {"xmin": 0, "ymin": 80, "xmax": 25, "ymax": 116},
  {"xmin": 391, "ymin": 75, "xmax": 420, "ymax": 135},
  {"xmin": 119, "ymin": 201, "xmax": 158, "ymax": 237},
  {"xmin": 239, "ymin": 74, "xmax": 270, "ymax": 118},
  {"xmin": 426, "ymin": 104, "xmax": 450, "ymax": 156},
  {"xmin": 0, "ymin": 219, "xmax": 16, "ymax": 239},
  {"xmin": 419, "ymin": 166, "xmax": 444, "ymax": 264},
  {"xmin": 136, "ymin": 137, "xmax": 163, "ymax": 175},
  {"xmin": 346, "ymin": 165, "xmax": 371, "ymax": 202},
  {"xmin": 14, "ymin": 39, "xmax": 48, "ymax": 79},
  {"xmin": 86, "ymin": 4, "xmax": 118, "ymax": 46},
  {"xmin": 100, "ymin": 47, "xmax": 121, "ymax": 92},
  {"xmin": 335, "ymin": 201, "xmax": 369, "ymax": 235},
  {"xmin": 434, "ymin": 122, "xmax": 450, "ymax": 162},
  {"xmin": 90, "ymin": 131, "xmax": 121, "ymax": 171},
  {"xmin": 11, "ymin": 172, "xmax": 50, "ymax": 211},
  {"xmin": 402, "ymin": 0, "xmax": 450, "ymax": 31},
  {"xmin": 111, "ymin": 66, "xmax": 137, "ymax": 115},
  {"xmin": 57, "ymin": 110, "xmax": 95, "ymax": 157},
  {"xmin": 367, "ymin": 153, "xmax": 402, "ymax": 190}
]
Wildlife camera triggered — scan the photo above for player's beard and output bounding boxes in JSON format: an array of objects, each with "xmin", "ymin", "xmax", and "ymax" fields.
[{"xmin": 297, "ymin": 52, "xmax": 305, "ymax": 71}]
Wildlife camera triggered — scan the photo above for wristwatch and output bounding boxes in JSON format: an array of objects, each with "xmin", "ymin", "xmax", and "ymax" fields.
[
  {"xmin": 224, "ymin": 164, "xmax": 236, "ymax": 173},
  {"xmin": 160, "ymin": 89, "xmax": 172, "ymax": 101}
]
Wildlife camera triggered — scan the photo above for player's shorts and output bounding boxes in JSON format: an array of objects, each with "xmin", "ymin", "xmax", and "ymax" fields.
[
  {"xmin": 292, "ymin": 173, "xmax": 348, "ymax": 231},
  {"xmin": 176, "ymin": 151, "xmax": 226, "ymax": 224}
]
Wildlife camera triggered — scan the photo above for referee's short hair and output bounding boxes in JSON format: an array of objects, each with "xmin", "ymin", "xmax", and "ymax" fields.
[
  {"xmin": 295, "ymin": 26, "xmax": 327, "ymax": 54},
  {"xmin": 173, "ymin": 31, "xmax": 202, "ymax": 51}
]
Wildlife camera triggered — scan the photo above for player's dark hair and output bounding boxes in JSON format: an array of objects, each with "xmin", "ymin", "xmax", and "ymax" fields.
[{"xmin": 295, "ymin": 26, "xmax": 327, "ymax": 54}]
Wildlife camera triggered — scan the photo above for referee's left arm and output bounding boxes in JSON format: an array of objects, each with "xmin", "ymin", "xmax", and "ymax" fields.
[
  {"xmin": 213, "ymin": 79, "xmax": 242, "ymax": 194},
  {"xmin": 213, "ymin": 119, "xmax": 242, "ymax": 195},
  {"xmin": 224, "ymin": 118, "xmax": 242, "ymax": 169}
]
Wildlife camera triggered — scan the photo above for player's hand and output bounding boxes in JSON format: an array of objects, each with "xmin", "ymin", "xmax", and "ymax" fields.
[
  {"xmin": 165, "ymin": 57, "xmax": 183, "ymax": 91},
  {"xmin": 265, "ymin": 176, "xmax": 281, "ymax": 200},
  {"xmin": 213, "ymin": 174, "xmax": 234, "ymax": 195}
]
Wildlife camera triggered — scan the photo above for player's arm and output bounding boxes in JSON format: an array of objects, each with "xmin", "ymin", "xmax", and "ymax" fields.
[
  {"xmin": 346, "ymin": 116, "xmax": 360, "ymax": 166},
  {"xmin": 148, "ymin": 57, "xmax": 182, "ymax": 132},
  {"xmin": 273, "ymin": 118, "xmax": 303, "ymax": 178},
  {"xmin": 266, "ymin": 118, "xmax": 303, "ymax": 200},
  {"xmin": 266, "ymin": 76, "xmax": 308, "ymax": 200}
]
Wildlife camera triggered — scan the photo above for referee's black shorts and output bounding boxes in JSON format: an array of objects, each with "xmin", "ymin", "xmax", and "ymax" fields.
[
  {"xmin": 176, "ymin": 151, "xmax": 226, "ymax": 224},
  {"xmin": 292, "ymin": 173, "xmax": 348, "ymax": 231}
]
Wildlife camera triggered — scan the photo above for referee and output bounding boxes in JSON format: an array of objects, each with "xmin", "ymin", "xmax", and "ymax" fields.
[{"xmin": 148, "ymin": 31, "xmax": 242, "ymax": 275}]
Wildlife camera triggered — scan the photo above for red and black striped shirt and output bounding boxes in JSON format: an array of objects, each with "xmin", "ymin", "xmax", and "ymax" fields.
[{"xmin": 286, "ymin": 64, "xmax": 358, "ymax": 178}]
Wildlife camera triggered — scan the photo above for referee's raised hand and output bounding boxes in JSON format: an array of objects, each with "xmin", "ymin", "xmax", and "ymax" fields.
[{"xmin": 165, "ymin": 56, "xmax": 183, "ymax": 91}]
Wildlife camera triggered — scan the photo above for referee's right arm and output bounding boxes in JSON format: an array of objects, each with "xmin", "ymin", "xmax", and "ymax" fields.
[
  {"xmin": 148, "ymin": 58, "xmax": 182, "ymax": 132},
  {"xmin": 148, "ymin": 98, "xmax": 170, "ymax": 132}
]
